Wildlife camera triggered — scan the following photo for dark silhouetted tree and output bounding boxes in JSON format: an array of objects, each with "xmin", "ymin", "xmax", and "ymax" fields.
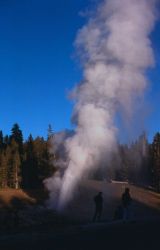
[
  {"xmin": 7, "ymin": 140, "xmax": 21, "ymax": 189},
  {"xmin": 11, "ymin": 123, "xmax": 23, "ymax": 156},
  {"xmin": 47, "ymin": 124, "xmax": 54, "ymax": 140},
  {"xmin": 22, "ymin": 134, "xmax": 37, "ymax": 188},
  {"xmin": 151, "ymin": 132, "xmax": 160, "ymax": 191},
  {"xmin": 0, "ymin": 130, "xmax": 4, "ymax": 150},
  {"xmin": 0, "ymin": 152, "xmax": 8, "ymax": 188}
]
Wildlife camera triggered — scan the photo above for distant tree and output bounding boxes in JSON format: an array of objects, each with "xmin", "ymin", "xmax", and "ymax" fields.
[
  {"xmin": 33, "ymin": 136, "xmax": 55, "ymax": 185},
  {"xmin": 151, "ymin": 132, "xmax": 160, "ymax": 191},
  {"xmin": 47, "ymin": 124, "xmax": 54, "ymax": 140},
  {"xmin": 11, "ymin": 123, "xmax": 23, "ymax": 156},
  {"xmin": 0, "ymin": 130, "xmax": 4, "ymax": 150},
  {"xmin": 116, "ymin": 144, "xmax": 129, "ymax": 181},
  {"xmin": 7, "ymin": 140, "xmax": 21, "ymax": 189},
  {"xmin": 0, "ymin": 124, "xmax": 58, "ymax": 190},
  {"xmin": 22, "ymin": 134, "xmax": 56, "ymax": 189},
  {"xmin": 138, "ymin": 132, "xmax": 151, "ymax": 185},
  {"xmin": 125, "ymin": 133, "xmax": 150, "ymax": 185},
  {"xmin": 0, "ymin": 152, "xmax": 8, "ymax": 188},
  {"xmin": 3, "ymin": 135, "xmax": 9, "ymax": 147},
  {"xmin": 22, "ymin": 134, "xmax": 38, "ymax": 189},
  {"xmin": 47, "ymin": 124, "xmax": 56, "ymax": 162}
]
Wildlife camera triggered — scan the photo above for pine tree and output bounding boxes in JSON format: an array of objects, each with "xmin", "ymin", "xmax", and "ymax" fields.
[
  {"xmin": 0, "ymin": 152, "xmax": 8, "ymax": 188},
  {"xmin": 0, "ymin": 125, "xmax": 56, "ymax": 189},
  {"xmin": 7, "ymin": 140, "xmax": 21, "ymax": 189},
  {"xmin": 0, "ymin": 130, "xmax": 3, "ymax": 150},
  {"xmin": 117, "ymin": 144, "xmax": 129, "ymax": 181},
  {"xmin": 34, "ymin": 137, "xmax": 50, "ymax": 185},
  {"xmin": 3, "ymin": 135, "xmax": 9, "ymax": 147},
  {"xmin": 11, "ymin": 123, "xmax": 23, "ymax": 156},
  {"xmin": 22, "ymin": 134, "xmax": 36, "ymax": 188},
  {"xmin": 151, "ymin": 132, "xmax": 160, "ymax": 191},
  {"xmin": 47, "ymin": 124, "xmax": 54, "ymax": 140},
  {"xmin": 47, "ymin": 124, "xmax": 56, "ymax": 162}
]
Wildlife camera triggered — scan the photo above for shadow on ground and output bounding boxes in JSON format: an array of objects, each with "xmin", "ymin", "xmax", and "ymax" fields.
[{"xmin": 0, "ymin": 181, "xmax": 159, "ymax": 250}]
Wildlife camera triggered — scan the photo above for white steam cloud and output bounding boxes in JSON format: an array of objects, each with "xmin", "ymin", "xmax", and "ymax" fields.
[{"xmin": 45, "ymin": 0, "xmax": 157, "ymax": 209}]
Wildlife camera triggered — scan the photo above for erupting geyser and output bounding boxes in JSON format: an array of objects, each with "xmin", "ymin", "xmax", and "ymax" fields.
[{"xmin": 44, "ymin": 0, "xmax": 157, "ymax": 209}]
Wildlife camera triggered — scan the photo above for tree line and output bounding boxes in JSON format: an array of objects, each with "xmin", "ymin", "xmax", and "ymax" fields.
[
  {"xmin": 100, "ymin": 132, "xmax": 160, "ymax": 193},
  {"xmin": 0, "ymin": 124, "xmax": 55, "ymax": 189},
  {"xmin": 0, "ymin": 123, "xmax": 160, "ymax": 193}
]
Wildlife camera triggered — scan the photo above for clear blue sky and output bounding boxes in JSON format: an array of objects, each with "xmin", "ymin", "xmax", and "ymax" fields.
[{"xmin": 0, "ymin": 0, "xmax": 159, "ymax": 142}]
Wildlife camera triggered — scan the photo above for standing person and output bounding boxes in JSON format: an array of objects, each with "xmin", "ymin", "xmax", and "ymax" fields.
[
  {"xmin": 93, "ymin": 192, "xmax": 103, "ymax": 222},
  {"xmin": 121, "ymin": 187, "xmax": 132, "ymax": 221}
]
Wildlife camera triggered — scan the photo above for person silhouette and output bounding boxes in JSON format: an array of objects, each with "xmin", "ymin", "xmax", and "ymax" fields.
[
  {"xmin": 121, "ymin": 187, "xmax": 132, "ymax": 220},
  {"xmin": 93, "ymin": 192, "xmax": 103, "ymax": 222}
]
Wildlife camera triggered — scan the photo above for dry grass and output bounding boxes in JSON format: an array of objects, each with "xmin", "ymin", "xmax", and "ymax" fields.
[{"xmin": 0, "ymin": 188, "xmax": 36, "ymax": 209}]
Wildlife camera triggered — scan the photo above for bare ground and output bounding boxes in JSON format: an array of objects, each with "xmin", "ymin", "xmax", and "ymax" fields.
[
  {"xmin": 62, "ymin": 180, "xmax": 160, "ymax": 222},
  {"xmin": 0, "ymin": 181, "xmax": 160, "ymax": 250}
]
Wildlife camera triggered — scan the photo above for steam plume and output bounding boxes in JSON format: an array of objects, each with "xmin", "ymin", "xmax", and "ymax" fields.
[{"xmin": 45, "ymin": 0, "xmax": 156, "ymax": 209}]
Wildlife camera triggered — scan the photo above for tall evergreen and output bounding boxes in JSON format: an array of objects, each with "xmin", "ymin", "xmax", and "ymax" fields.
[
  {"xmin": 0, "ymin": 130, "xmax": 3, "ymax": 150},
  {"xmin": 33, "ymin": 136, "xmax": 55, "ymax": 186},
  {"xmin": 117, "ymin": 144, "xmax": 129, "ymax": 181},
  {"xmin": 7, "ymin": 140, "xmax": 21, "ymax": 189},
  {"xmin": 47, "ymin": 124, "xmax": 56, "ymax": 162},
  {"xmin": 151, "ymin": 132, "xmax": 160, "ymax": 191},
  {"xmin": 22, "ymin": 134, "xmax": 37, "ymax": 188},
  {"xmin": 11, "ymin": 123, "xmax": 23, "ymax": 156},
  {"xmin": 3, "ymin": 135, "xmax": 9, "ymax": 147},
  {"xmin": 47, "ymin": 124, "xmax": 54, "ymax": 140},
  {"xmin": 0, "ymin": 123, "xmax": 159, "ymax": 192},
  {"xmin": 0, "ymin": 126, "xmax": 57, "ymax": 189},
  {"xmin": 0, "ymin": 152, "xmax": 8, "ymax": 188}
]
